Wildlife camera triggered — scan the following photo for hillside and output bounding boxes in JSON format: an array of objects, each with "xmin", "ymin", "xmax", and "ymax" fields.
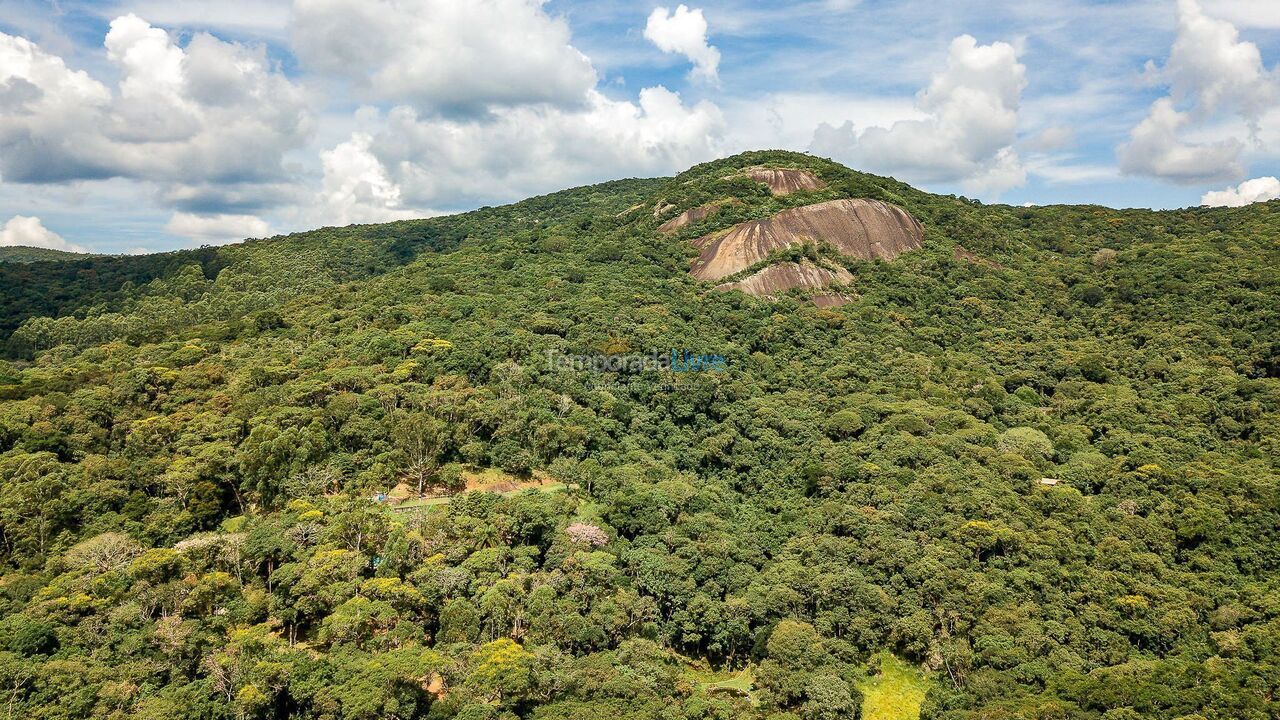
[
  {"xmin": 0, "ymin": 150, "xmax": 1278, "ymax": 720},
  {"xmin": 0, "ymin": 246, "xmax": 93, "ymax": 264}
]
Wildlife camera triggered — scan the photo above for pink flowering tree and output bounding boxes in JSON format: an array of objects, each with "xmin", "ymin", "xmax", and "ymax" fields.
[{"xmin": 565, "ymin": 522, "xmax": 608, "ymax": 547}]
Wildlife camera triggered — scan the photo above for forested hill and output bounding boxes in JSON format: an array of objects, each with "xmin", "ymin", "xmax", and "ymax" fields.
[
  {"xmin": 0, "ymin": 150, "xmax": 1278, "ymax": 720},
  {"xmin": 0, "ymin": 177, "xmax": 662, "ymax": 350},
  {"xmin": 0, "ymin": 247, "xmax": 94, "ymax": 264}
]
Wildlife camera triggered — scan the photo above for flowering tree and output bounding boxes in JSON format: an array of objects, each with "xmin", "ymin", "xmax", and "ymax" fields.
[{"xmin": 565, "ymin": 522, "xmax": 608, "ymax": 547}]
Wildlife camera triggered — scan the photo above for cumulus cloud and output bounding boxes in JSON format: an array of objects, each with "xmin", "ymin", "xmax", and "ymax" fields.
[
  {"xmin": 301, "ymin": 0, "xmax": 728, "ymax": 218},
  {"xmin": 318, "ymin": 132, "xmax": 426, "ymax": 225},
  {"xmin": 0, "ymin": 32, "xmax": 113, "ymax": 182},
  {"xmin": 164, "ymin": 212, "xmax": 271, "ymax": 244},
  {"xmin": 1119, "ymin": 98, "xmax": 1243, "ymax": 183},
  {"xmin": 1155, "ymin": 0, "xmax": 1277, "ymax": 128},
  {"xmin": 1201, "ymin": 0, "xmax": 1280, "ymax": 29},
  {"xmin": 808, "ymin": 34, "xmax": 1027, "ymax": 194},
  {"xmin": 0, "ymin": 215, "xmax": 88, "ymax": 253},
  {"xmin": 1201, "ymin": 175, "xmax": 1280, "ymax": 206},
  {"xmin": 1119, "ymin": 0, "xmax": 1278, "ymax": 183},
  {"xmin": 291, "ymin": 0, "xmax": 597, "ymax": 113},
  {"xmin": 0, "ymin": 16, "xmax": 310, "ymax": 193},
  {"xmin": 355, "ymin": 86, "xmax": 725, "ymax": 210},
  {"xmin": 644, "ymin": 5, "xmax": 721, "ymax": 83}
]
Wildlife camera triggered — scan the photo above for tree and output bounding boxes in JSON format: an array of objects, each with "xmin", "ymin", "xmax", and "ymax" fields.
[
  {"xmin": 996, "ymin": 427, "xmax": 1054, "ymax": 464},
  {"xmin": 64, "ymin": 532, "xmax": 142, "ymax": 574},
  {"xmin": 465, "ymin": 639, "xmax": 535, "ymax": 706},
  {"xmin": 393, "ymin": 412, "xmax": 448, "ymax": 494}
]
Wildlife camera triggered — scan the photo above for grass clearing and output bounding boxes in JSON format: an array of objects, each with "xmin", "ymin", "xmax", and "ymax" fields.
[
  {"xmin": 684, "ymin": 663, "xmax": 756, "ymax": 706},
  {"xmin": 391, "ymin": 471, "xmax": 566, "ymax": 512},
  {"xmin": 860, "ymin": 653, "xmax": 928, "ymax": 720}
]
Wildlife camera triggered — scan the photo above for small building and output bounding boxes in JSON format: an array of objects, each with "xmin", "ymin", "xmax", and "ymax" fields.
[{"xmin": 1039, "ymin": 477, "xmax": 1062, "ymax": 487}]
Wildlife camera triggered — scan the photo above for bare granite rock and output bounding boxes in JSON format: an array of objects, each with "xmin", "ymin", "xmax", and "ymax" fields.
[
  {"xmin": 690, "ymin": 198, "xmax": 923, "ymax": 282},
  {"xmin": 715, "ymin": 260, "xmax": 853, "ymax": 296},
  {"xmin": 742, "ymin": 167, "xmax": 827, "ymax": 195},
  {"xmin": 658, "ymin": 203, "xmax": 722, "ymax": 234}
]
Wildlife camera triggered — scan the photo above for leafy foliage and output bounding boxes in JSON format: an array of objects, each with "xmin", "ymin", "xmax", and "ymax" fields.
[
  {"xmin": 0, "ymin": 151, "xmax": 1277, "ymax": 719},
  {"xmin": 0, "ymin": 246, "xmax": 93, "ymax": 264}
]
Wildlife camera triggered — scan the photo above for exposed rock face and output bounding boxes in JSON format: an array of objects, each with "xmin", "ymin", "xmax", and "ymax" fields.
[
  {"xmin": 658, "ymin": 203, "xmax": 721, "ymax": 234},
  {"xmin": 743, "ymin": 167, "xmax": 827, "ymax": 195},
  {"xmin": 715, "ymin": 261, "xmax": 853, "ymax": 297},
  {"xmin": 811, "ymin": 292, "xmax": 855, "ymax": 308},
  {"xmin": 690, "ymin": 198, "xmax": 924, "ymax": 281}
]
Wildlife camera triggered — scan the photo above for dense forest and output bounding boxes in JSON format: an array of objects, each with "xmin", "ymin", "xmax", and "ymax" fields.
[
  {"xmin": 0, "ymin": 247, "xmax": 94, "ymax": 265},
  {"xmin": 0, "ymin": 150, "xmax": 1277, "ymax": 720}
]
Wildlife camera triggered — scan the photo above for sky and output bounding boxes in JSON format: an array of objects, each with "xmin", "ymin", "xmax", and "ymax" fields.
[{"xmin": 1, "ymin": 0, "xmax": 1279, "ymax": 254}]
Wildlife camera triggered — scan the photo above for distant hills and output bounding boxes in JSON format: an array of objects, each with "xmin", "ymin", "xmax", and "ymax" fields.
[{"xmin": 0, "ymin": 246, "xmax": 93, "ymax": 263}]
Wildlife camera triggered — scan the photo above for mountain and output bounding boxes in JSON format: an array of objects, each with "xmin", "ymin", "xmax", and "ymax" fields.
[
  {"xmin": 0, "ymin": 246, "xmax": 93, "ymax": 263},
  {"xmin": 0, "ymin": 150, "xmax": 1277, "ymax": 720}
]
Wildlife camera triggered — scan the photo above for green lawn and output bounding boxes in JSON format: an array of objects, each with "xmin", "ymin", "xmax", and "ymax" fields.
[
  {"xmin": 686, "ymin": 664, "xmax": 756, "ymax": 705},
  {"xmin": 860, "ymin": 654, "xmax": 928, "ymax": 720}
]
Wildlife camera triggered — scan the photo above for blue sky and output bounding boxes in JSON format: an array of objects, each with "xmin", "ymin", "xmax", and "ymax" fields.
[{"xmin": 1, "ymin": 0, "xmax": 1279, "ymax": 253}]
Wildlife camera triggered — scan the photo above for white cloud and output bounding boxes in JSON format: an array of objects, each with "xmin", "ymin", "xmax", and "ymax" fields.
[
  {"xmin": 164, "ymin": 212, "xmax": 271, "ymax": 243},
  {"xmin": 302, "ymin": 0, "xmax": 729, "ymax": 219},
  {"xmin": 318, "ymin": 132, "xmax": 426, "ymax": 225},
  {"xmin": 0, "ymin": 215, "xmax": 88, "ymax": 252},
  {"xmin": 1200, "ymin": 175, "xmax": 1280, "ymax": 205},
  {"xmin": 644, "ymin": 5, "xmax": 721, "ymax": 83},
  {"xmin": 356, "ymin": 86, "xmax": 724, "ymax": 210},
  {"xmin": 1119, "ymin": 0, "xmax": 1278, "ymax": 183},
  {"xmin": 1201, "ymin": 0, "xmax": 1280, "ymax": 29},
  {"xmin": 808, "ymin": 34, "xmax": 1027, "ymax": 194},
  {"xmin": 1024, "ymin": 158, "xmax": 1120, "ymax": 184},
  {"xmin": 1119, "ymin": 97, "xmax": 1243, "ymax": 183},
  {"xmin": 291, "ymin": 0, "xmax": 597, "ymax": 113},
  {"xmin": 1153, "ymin": 0, "xmax": 1277, "ymax": 128},
  {"xmin": 721, "ymin": 93, "xmax": 920, "ymax": 152},
  {"xmin": 103, "ymin": 0, "xmax": 293, "ymax": 38},
  {"xmin": 0, "ymin": 16, "xmax": 311, "ymax": 194},
  {"xmin": 1022, "ymin": 125, "xmax": 1075, "ymax": 153},
  {"xmin": 0, "ymin": 31, "xmax": 113, "ymax": 181}
]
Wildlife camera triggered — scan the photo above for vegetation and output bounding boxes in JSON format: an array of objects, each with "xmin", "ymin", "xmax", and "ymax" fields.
[
  {"xmin": 0, "ymin": 150, "xmax": 1276, "ymax": 719},
  {"xmin": 861, "ymin": 654, "xmax": 928, "ymax": 720},
  {"xmin": 0, "ymin": 246, "xmax": 93, "ymax": 264}
]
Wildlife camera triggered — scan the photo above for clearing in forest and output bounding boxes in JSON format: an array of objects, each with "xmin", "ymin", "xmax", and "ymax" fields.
[
  {"xmin": 860, "ymin": 653, "xmax": 928, "ymax": 720},
  {"xmin": 685, "ymin": 663, "xmax": 756, "ymax": 705},
  {"xmin": 392, "ymin": 467, "xmax": 565, "ymax": 510}
]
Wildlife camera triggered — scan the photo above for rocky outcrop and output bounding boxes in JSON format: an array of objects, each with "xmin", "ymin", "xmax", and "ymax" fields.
[
  {"xmin": 811, "ymin": 292, "xmax": 855, "ymax": 308},
  {"xmin": 715, "ymin": 261, "xmax": 853, "ymax": 297},
  {"xmin": 690, "ymin": 198, "xmax": 924, "ymax": 282},
  {"xmin": 742, "ymin": 167, "xmax": 826, "ymax": 196},
  {"xmin": 658, "ymin": 203, "xmax": 722, "ymax": 234}
]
